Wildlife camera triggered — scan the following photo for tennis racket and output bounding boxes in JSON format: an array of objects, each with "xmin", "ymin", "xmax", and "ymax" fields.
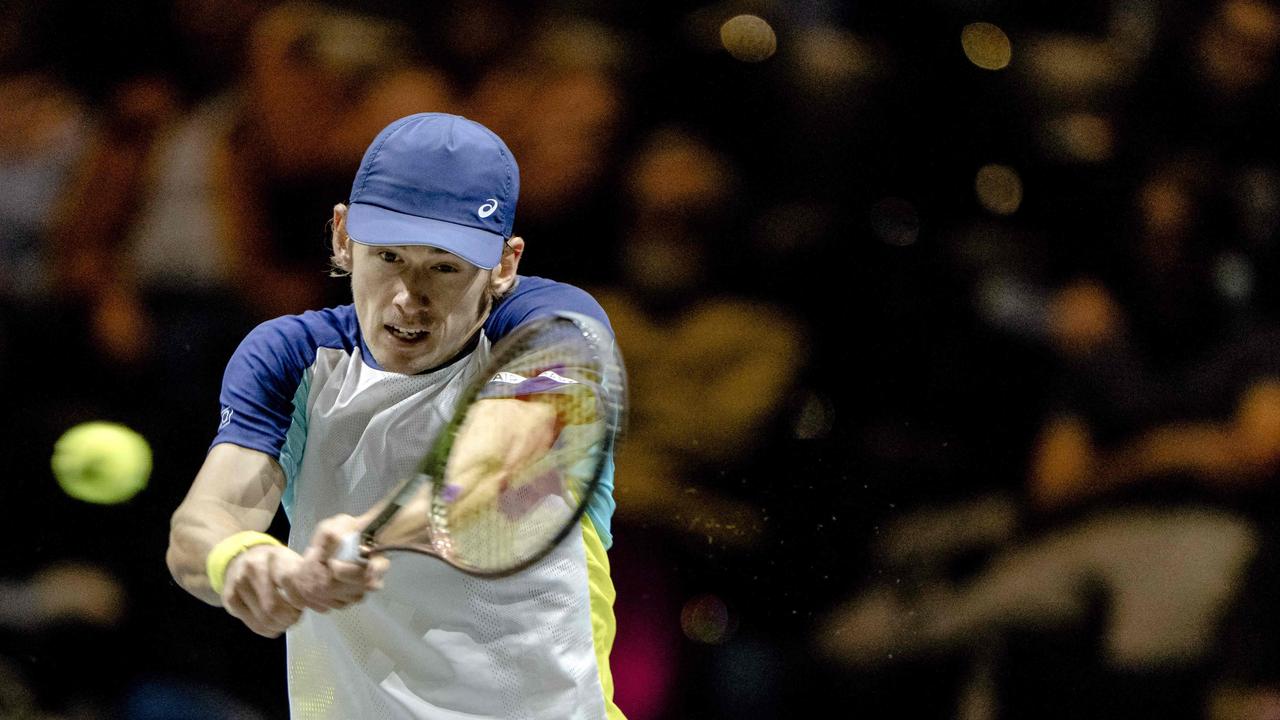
[{"xmin": 334, "ymin": 313, "xmax": 625, "ymax": 577}]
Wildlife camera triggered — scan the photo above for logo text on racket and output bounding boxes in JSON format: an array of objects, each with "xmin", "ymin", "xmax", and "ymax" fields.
[
  {"xmin": 488, "ymin": 370, "xmax": 580, "ymax": 385},
  {"xmin": 539, "ymin": 370, "xmax": 578, "ymax": 385}
]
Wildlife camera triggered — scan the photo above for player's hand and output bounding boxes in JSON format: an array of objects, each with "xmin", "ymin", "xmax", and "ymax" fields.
[
  {"xmin": 286, "ymin": 514, "xmax": 390, "ymax": 613},
  {"xmin": 221, "ymin": 544, "xmax": 305, "ymax": 638},
  {"xmin": 444, "ymin": 398, "xmax": 559, "ymax": 527}
]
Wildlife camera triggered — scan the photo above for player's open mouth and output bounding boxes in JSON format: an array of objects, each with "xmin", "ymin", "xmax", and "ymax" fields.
[{"xmin": 386, "ymin": 324, "xmax": 430, "ymax": 342}]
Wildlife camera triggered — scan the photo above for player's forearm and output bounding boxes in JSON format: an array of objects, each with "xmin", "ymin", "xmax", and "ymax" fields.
[
  {"xmin": 168, "ymin": 444, "xmax": 287, "ymax": 605},
  {"xmin": 167, "ymin": 502, "xmax": 277, "ymax": 605},
  {"xmin": 166, "ymin": 512, "xmax": 227, "ymax": 605}
]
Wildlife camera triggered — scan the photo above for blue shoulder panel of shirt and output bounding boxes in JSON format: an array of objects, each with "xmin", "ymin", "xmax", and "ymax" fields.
[{"xmin": 213, "ymin": 305, "xmax": 360, "ymax": 459}]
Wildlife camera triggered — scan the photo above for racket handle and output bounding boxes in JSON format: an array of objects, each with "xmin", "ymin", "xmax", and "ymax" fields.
[{"xmin": 334, "ymin": 531, "xmax": 367, "ymax": 565}]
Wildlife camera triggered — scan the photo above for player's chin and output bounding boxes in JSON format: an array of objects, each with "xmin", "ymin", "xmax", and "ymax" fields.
[{"xmin": 376, "ymin": 342, "xmax": 439, "ymax": 374}]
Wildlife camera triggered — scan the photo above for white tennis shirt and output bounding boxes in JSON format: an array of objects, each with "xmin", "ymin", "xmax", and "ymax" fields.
[{"xmin": 211, "ymin": 277, "xmax": 624, "ymax": 719}]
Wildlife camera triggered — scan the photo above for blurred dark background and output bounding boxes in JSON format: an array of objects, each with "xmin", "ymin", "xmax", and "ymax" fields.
[{"xmin": 5, "ymin": 0, "xmax": 1280, "ymax": 717}]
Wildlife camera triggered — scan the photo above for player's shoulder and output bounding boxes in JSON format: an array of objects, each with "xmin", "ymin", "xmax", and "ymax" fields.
[
  {"xmin": 230, "ymin": 305, "xmax": 361, "ymax": 379},
  {"xmin": 216, "ymin": 306, "xmax": 360, "ymax": 456},
  {"xmin": 487, "ymin": 275, "xmax": 612, "ymax": 340}
]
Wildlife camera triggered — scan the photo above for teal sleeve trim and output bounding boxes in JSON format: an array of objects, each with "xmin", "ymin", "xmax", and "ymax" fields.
[
  {"xmin": 277, "ymin": 367, "xmax": 311, "ymax": 523},
  {"xmin": 584, "ymin": 452, "xmax": 616, "ymax": 549}
]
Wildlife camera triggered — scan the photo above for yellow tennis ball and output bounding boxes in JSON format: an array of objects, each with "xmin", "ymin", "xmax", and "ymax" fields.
[
  {"xmin": 51, "ymin": 422, "xmax": 152, "ymax": 504},
  {"xmin": 720, "ymin": 14, "xmax": 777, "ymax": 63}
]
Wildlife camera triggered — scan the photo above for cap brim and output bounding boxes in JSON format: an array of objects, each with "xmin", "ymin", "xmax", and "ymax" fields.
[{"xmin": 346, "ymin": 202, "xmax": 504, "ymax": 270}]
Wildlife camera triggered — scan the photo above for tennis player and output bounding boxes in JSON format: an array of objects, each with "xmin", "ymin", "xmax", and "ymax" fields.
[{"xmin": 167, "ymin": 113, "xmax": 624, "ymax": 719}]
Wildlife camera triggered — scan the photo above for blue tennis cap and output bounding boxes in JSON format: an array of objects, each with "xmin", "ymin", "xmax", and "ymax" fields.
[{"xmin": 347, "ymin": 113, "xmax": 519, "ymax": 270}]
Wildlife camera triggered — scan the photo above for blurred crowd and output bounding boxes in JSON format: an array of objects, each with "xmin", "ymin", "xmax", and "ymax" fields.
[{"xmin": 3, "ymin": 0, "xmax": 1280, "ymax": 718}]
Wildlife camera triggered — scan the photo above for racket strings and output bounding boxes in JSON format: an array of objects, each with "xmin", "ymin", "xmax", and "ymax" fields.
[
  {"xmin": 444, "ymin": 447, "xmax": 604, "ymax": 568},
  {"xmin": 361, "ymin": 316, "xmax": 623, "ymax": 575},
  {"xmin": 437, "ymin": 327, "xmax": 618, "ymax": 572}
]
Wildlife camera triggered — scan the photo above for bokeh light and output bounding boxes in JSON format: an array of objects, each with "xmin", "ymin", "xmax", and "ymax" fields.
[
  {"xmin": 793, "ymin": 391, "xmax": 835, "ymax": 440},
  {"xmin": 793, "ymin": 26, "xmax": 880, "ymax": 89},
  {"xmin": 1214, "ymin": 252, "xmax": 1254, "ymax": 303},
  {"xmin": 1022, "ymin": 37, "xmax": 1128, "ymax": 96},
  {"xmin": 961, "ymin": 22, "xmax": 1012, "ymax": 70},
  {"xmin": 720, "ymin": 14, "xmax": 777, "ymax": 63},
  {"xmin": 1045, "ymin": 112, "xmax": 1115, "ymax": 163},
  {"xmin": 975, "ymin": 164, "xmax": 1023, "ymax": 215},
  {"xmin": 681, "ymin": 593, "xmax": 732, "ymax": 644}
]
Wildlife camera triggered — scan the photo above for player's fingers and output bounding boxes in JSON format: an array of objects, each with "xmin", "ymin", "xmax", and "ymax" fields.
[
  {"xmin": 280, "ymin": 579, "xmax": 332, "ymax": 613},
  {"xmin": 327, "ymin": 557, "xmax": 371, "ymax": 585},
  {"xmin": 318, "ymin": 571, "xmax": 373, "ymax": 605},
  {"xmin": 299, "ymin": 594, "xmax": 346, "ymax": 612},
  {"xmin": 246, "ymin": 561, "xmax": 301, "ymax": 631},
  {"xmin": 222, "ymin": 590, "xmax": 254, "ymax": 626},
  {"xmin": 223, "ymin": 546, "xmax": 303, "ymax": 633},
  {"xmin": 268, "ymin": 552, "xmax": 307, "ymax": 612},
  {"xmin": 246, "ymin": 596, "xmax": 298, "ymax": 636},
  {"xmin": 242, "ymin": 611, "xmax": 287, "ymax": 638},
  {"xmin": 310, "ymin": 514, "xmax": 358, "ymax": 560},
  {"xmin": 289, "ymin": 554, "xmax": 347, "ymax": 611},
  {"xmin": 223, "ymin": 560, "xmax": 275, "ymax": 631},
  {"xmin": 273, "ymin": 570, "xmax": 314, "ymax": 612},
  {"xmin": 225, "ymin": 582, "xmax": 288, "ymax": 638},
  {"xmin": 255, "ymin": 601, "xmax": 301, "ymax": 636},
  {"xmin": 367, "ymin": 556, "xmax": 390, "ymax": 590},
  {"xmin": 316, "ymin": 585, "xmax": 364, "ymax": 607},
  {"xmin": 298, "ymin": 544, "xmax": 334, "ymax": 579},
  {"xmin": 294, "ymin": 549, "xmax": 370, "ymax": 608},
  {"xmin": 275, "ymin": 582, "xmax": 306, "ymax": 612}
]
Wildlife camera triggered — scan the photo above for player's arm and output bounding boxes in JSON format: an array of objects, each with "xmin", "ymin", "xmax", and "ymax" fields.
[
  {"xmin": 444, "ymin": 319, "xmax": 616, "ymax": 524},
  {"xmin": 444, "ymin": 397, "xmax": 561, "ymax": 524},
  {"xmin": 167, "ymin": 443, "xmax": 303, "ymax": 637},
  {"xmin": 301, "ymin": 398, "xmax": 559, "ymax": 564}
]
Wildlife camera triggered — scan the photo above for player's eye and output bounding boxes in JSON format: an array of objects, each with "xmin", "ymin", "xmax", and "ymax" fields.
[
  {"xmin": 378, "ymin": 251, "xmax": 401, "ymax": 263},
  {"xmin": 433, "ymin": 263, "xmax": 460, "ymax": 274}
]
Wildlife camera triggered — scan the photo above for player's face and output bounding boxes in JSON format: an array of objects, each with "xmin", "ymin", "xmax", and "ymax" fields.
[{"xmin": 346, "ymin": 241, "xmax": 495, "ymax": 375}]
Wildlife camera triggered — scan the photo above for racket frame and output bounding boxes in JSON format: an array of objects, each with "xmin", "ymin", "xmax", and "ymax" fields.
[{"xmin": 344, "ymin": 313, "xmax": 623, "ymax": 578}]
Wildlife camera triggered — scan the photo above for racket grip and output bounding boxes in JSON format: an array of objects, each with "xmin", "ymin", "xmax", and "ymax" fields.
[{"xmin": 334, "ymin": 531, "xmax": 367, "ymax": 565}]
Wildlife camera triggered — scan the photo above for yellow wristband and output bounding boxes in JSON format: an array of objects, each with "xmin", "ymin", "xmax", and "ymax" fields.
[{"xmin": 206, "ymin": 531, "xmax": 283, "ymax": 595}]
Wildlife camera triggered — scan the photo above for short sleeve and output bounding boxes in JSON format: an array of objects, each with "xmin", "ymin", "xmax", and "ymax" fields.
[
  {"xmin": 212, "ymin": 307, "xmax": 359, "ymax": 457},
  {"xmin": 485, "ymin": 276, "xmax": 613, "ymax": 341}
]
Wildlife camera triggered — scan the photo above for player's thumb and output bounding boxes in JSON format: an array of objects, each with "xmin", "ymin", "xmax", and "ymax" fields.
[{"xmin": 311, "ymin": 513, "xmax": 358, "ymax": 560}]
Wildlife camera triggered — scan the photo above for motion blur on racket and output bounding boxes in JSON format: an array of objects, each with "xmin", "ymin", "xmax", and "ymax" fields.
[{"xmin": 337, "ymin": 312, "xmax": 625, "ymax": 576}]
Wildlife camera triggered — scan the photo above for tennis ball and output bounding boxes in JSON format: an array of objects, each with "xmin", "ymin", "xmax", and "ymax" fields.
[
  {"xmin": 51, "ymin": 422, "xmax": 152, "ymax": 504},
  {"xmin": 720, "ymin": 14, "xmax": 777, "ymax": 63}
]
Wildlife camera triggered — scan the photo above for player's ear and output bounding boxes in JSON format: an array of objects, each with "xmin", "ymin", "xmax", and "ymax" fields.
[
  {"xmin": 490, "ymin": 236, "xmax": 523, "ymax": 295},
  {"xmin": 331, "ymin": 204, "xmax": 353, "ymax": 273}
]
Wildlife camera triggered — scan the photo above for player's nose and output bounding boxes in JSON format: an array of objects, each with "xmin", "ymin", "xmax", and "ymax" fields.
[{"xmin": 392, "ymin": 277, "xmax": 431, "ymax": 312}]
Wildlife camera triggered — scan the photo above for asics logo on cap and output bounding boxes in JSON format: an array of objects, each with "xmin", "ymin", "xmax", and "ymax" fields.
[{"xmin": 478, "ymin": 199, "xmax": 499, "ymax": 218}]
